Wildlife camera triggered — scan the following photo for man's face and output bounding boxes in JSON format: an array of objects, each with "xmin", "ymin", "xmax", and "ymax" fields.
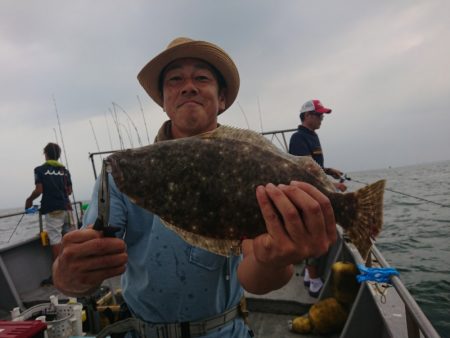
[
  {"xmin": 161, "ymin": 58, "xmax": 226, "ymax": 138},
  {"xmin": 305, "ymin": 111, "xmax": 324, "ymax": 130}
]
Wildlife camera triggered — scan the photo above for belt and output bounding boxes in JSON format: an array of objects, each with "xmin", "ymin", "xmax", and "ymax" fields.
[{"xmin": 96, "ymin": 300, "xmax": 245, "ymax": 338}]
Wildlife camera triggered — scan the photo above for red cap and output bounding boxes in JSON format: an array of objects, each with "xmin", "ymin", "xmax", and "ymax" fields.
[{"xmin": 300, "ymin": 99, "xmax": 332, "ymax": 114}]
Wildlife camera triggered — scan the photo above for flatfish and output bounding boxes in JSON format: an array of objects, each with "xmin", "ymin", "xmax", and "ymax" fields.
[{"xmin": 106, "ymin": 126, "xmax": 385, "ymax": 258}]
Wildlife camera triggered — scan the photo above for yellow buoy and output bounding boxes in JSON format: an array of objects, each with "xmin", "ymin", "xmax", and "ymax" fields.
[{"xmin": 309, "ymin": 297, "xmax": 348, "ymax": 334}]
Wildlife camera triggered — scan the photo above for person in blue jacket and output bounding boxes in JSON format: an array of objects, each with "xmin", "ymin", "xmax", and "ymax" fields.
[
  {"xmin": 289, "ymin": 99, "xmax": 346, "ymax": 298},
  {"xmin": 53, "ymin": 37, "xmax": 337, "ymax": 338}
]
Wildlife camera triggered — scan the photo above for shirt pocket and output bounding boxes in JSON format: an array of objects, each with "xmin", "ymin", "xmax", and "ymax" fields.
[{"xmin": 189, "ymin": 247, "xmax": 225, "ymax": 271}]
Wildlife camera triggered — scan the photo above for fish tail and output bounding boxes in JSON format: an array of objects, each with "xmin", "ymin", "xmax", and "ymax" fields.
[{"xmin": 334, "ymin": 180, "xmax": 386, "ymax": 259}]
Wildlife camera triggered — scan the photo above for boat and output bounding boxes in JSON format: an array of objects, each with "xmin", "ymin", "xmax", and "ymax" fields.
[{"xmin": 0, "ymin": 128, "xmax": 442, "ymax": 338}]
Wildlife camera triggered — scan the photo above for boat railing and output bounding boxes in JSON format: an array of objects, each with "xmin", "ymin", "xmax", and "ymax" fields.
[
  {"xmin": 0, "ymin": 201, "xmax": 85, "ymax": 227},
  {"xmin": 261, "ymin": 127, "xmax": 297, "ymax": 152},
  {"xmin": 88, "ymin": 128, "xmax": 299, "ymax": 180},
  {"xmin": 367, "ymin": 244, "xmax": 441, "ymax": 338}
]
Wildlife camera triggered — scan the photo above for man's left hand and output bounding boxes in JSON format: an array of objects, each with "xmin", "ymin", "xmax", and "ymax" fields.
[
  {"xmin": 253, "ymin": 181, "xmax": 337, "ymax": 269},
  {"xmin": 25, "ymin": 198, "xmax": 32, "ymax": 210},
  {"xmin": 325, "ymin": 168, "xmax": 343, "ymax": 180}
]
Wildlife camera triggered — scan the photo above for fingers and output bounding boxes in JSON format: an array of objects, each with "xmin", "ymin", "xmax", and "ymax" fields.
[
  {"xmin": 61, "ymin": 230, "xmax": 126, "ymax": 263},
  {"xmin": 290, "ymin": 181, "xmax": 337, "ymax": 246},
  {"xmin": 54, "ymin": 227, "xmax": 128, "ymax": 296},
  {"xmin": 255, "ymin": 181, "xmax": 337, "ymax": 263},
  {"xmin": 256, "ymin": 184, "xmax": 290, "ymax": 241}
]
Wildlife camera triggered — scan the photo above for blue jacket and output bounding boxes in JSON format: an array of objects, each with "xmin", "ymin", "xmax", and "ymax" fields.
[{"xmin": 289, "ymin": 125, "xmax": 325, "ymax": 168}]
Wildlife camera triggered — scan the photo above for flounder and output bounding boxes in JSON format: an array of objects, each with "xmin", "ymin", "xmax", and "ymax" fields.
[{"xmin": 106, "ymin": 125, "xmax": 385, "ymax": 257}]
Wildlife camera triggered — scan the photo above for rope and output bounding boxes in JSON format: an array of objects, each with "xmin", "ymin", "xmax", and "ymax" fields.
[{"xmin": 342, "ymin": 174, "xmax": 450, "ymax": 208}]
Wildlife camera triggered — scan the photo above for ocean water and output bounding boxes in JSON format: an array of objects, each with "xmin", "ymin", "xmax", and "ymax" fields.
[
  {"xmin": 1, "ymin": 160, "xmax": 449, "ymax": 336},
  {"xmin": 345, "ymin": 160, "xmax": 450, "ymax": 337}
]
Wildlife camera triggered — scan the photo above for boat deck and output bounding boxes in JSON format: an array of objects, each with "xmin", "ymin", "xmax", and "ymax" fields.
[
  {"xmin": 246, "ymin": 263, "xmax": 340, "ymax": 338},
  {"xmin": 1, "ymin": 233, "xmax": 434, "ymax": 338}
]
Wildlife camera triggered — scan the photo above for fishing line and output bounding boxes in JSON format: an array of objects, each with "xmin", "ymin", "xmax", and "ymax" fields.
[
  {"xmin": 137, "ymin": 95, "xmax": 151, "ymax": 145},
  {"xmin": 52, "ymin": 95, "xmax": 81, "ymax": 225},
  {"xmin": 342, "ymin": 174, "xmax": 450, "ymax": 208},
  {"xmin": 236, "ymin": 101, "xmax": 251, "ymax": 130},
  {"xmin": 5, "ymin": 214, "xmax": 25, "ymax": 243},
  {"xmin": 4, "ymin": 206, "xmax": 38, "ymax": 243}
]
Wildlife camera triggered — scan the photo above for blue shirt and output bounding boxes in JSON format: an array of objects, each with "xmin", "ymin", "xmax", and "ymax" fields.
[
  {"xmin": 34, "ymin": 163, "xmax": 72, "ymax": 214},
  {"xmin": 289, "ymin": 125, "xmax": 325, "ymax": 168},
  {"xmin": 84, "ymin": 175, "xmax": 251, "ymax": 337}
]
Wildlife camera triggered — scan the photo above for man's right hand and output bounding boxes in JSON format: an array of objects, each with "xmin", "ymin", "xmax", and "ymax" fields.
[{"xmin": 52, "ymin": 227, "xmax": 128, "ymax": 297}]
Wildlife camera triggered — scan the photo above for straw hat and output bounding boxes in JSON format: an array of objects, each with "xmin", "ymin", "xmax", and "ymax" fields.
[{"xmin": 137, "ymin": 37, "xmax": 240, "ymax": 114}]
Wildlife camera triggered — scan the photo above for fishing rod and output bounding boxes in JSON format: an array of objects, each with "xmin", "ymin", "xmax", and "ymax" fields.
[
  {"xmin": 104, "ymin": 111, "xmax": 114, "ymax": 150},
  {"xmin": 137, "ymin": 95, "xmax": 151, "ymax": 145},
  {"xmin": 52, "ymin": 95, "xmax": 81, "ymax": 226},
  {"xmin": 236, "ymin": 101, "xmax": 251, "ymax": 129},
  {"xmin": 257, "ymin": 96, "xmax": 264, "ymax": 133},
  {"xmin": 89, "ymin": 119, "xmax": 102, "ymax": 157},
  {"xmin": 110, "ymin": 107, "xmax": 125, "ymax": 150},
  {"xmin": 341, "ymin": 174, "xmax": 450, "ymax": 208},
  {"xmin": 112, "ymin": 102, "xmax": 143, "ymax": 147}
]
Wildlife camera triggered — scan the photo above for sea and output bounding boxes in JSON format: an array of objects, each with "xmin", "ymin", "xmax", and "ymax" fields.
[{"xmin": 1, "ymin": 160, "xmax": 449, "ymax": 337}]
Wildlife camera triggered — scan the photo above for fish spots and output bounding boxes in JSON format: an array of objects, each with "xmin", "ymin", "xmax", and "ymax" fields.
[{"xmin": 109, "ymin": 126, "xmax": 364, "ymax": 247}]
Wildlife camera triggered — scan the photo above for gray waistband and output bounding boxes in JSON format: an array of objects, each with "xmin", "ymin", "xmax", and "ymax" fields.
[{"xmin": 96, "ymin": 303, "xmax": 241, "ymax": 338}]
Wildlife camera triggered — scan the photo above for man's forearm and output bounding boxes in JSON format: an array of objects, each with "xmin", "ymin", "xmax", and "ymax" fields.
[
  {"xmin": 27, "ymin": 189, "xmax": 41, "ymax": 202},
  {"xmin": 237, "ymin": 253, "xmax": 294, "ymax": 295}
]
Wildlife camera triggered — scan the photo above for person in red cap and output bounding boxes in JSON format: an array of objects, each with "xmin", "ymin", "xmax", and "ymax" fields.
[{"xmin": 289, "ymin": 99, "xmax": 347, "ymax": 297}]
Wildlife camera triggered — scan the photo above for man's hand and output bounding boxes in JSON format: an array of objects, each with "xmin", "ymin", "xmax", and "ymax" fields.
[
  {"xmin": 52, "ymin": 227, "xmax": 128, "ymax": 297},
  {"xmin": 238, "ymin": 181, "xmax": 337, "ymax": 294},
  {"xmin": 25, "ymin": 198, "xmax": 32, "ymax": 209},
  {"xmin": 325, "ymin": 167, "xmax": 343, "ymax": 180},
  {"xmin": 253, "ymin": 181, "xmax": 336, "ymax": 267},
  {"xmin": 333, "ymin": 182, "xmax": 347, "ymax": 192}
]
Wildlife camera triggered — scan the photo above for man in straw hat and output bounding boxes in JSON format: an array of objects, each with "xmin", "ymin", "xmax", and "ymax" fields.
[{"xmin": 53, "ymin": 37, "xmax": 336, "ymax": 337}]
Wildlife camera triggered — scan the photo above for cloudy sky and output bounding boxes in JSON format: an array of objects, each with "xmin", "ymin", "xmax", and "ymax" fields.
[{"xmin": 1, "ymin": 0, "xmax": 449, "ymax": 209}]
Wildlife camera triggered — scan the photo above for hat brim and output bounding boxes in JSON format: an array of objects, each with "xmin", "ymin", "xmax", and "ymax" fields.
[
  {"xmin": 137, "ymin": 41, "xmax": 240, "ymax": 115},
  {"xmin": 316, "ymin": 108, "xmax": 332, "ymax": 114}
]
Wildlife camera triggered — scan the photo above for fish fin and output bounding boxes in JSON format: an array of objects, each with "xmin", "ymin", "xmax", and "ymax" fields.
[
  {"xmin": 337, "ymin": 180, "xmax": 386, "ymax": 259},
  {"xmin": 161, "ymin": 219, "xmax": 241, "ymax": 256}
]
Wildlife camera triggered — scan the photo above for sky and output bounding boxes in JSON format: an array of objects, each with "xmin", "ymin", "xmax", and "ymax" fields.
[{"xmin": 1, "ymin": 0, "xmax": 450, "ymax": 209}]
